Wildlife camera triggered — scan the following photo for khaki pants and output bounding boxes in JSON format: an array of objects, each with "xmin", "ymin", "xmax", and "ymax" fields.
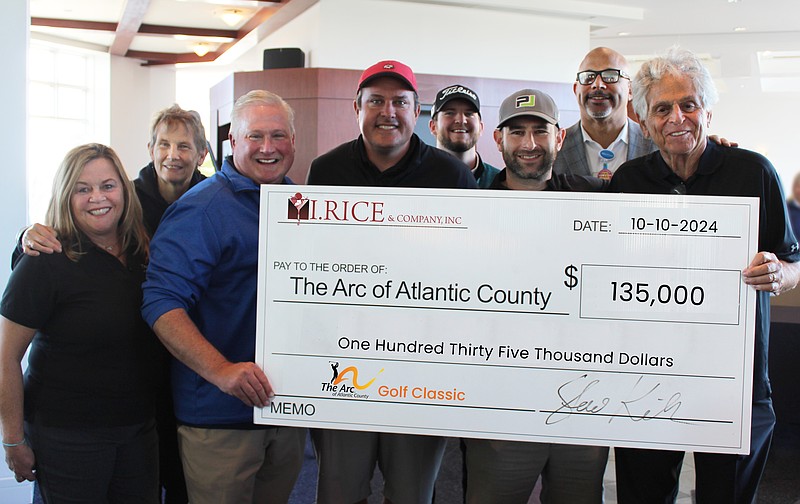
[{"xmin": 178, "ymin": 425, "xmax": 306, "ymax": 504}]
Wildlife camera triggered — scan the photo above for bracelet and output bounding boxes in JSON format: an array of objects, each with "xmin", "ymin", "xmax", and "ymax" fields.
[{"xmin": 2, "ymin": 438, "xmax": 25, "ymax": 447}]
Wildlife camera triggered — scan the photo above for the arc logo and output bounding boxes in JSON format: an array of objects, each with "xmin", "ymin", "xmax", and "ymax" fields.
[
  {"xmin": 332, "ymin": 364, "xmax": 384, "ymax": 390},
  {"xmin": 323, "ymin": 362, "xmax": 384, "ymax": 398}
]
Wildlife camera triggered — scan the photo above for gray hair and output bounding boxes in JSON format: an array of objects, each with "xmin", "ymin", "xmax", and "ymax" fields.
[
  {"xmin": 230, "ymin": 90, "xmax": 295, "ymax": 136},
  {"xmin": 149, "ymin": 104, "xmax": 207, "ymax": 153},
  {"xmin": 632, "ymin": 47, "xmax": 719, "ymax": 120}
]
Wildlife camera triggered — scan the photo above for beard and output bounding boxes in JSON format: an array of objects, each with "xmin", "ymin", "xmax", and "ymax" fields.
[
  {"xmin": 504, "ymin": 148, "xmax": 556, "ymax": 181},
  {"xmin": 438, "ymin": 131, "xmax": 478, "ymax": 154},
  {"xmin": 584, "ymin": 92, "xmax": 615, "ymax": 119}
]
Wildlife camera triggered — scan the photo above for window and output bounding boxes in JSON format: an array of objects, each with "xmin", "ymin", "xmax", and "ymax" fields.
[{"xmin": 27, "ymin": 40, "xmax": 110, "ymax": 222}]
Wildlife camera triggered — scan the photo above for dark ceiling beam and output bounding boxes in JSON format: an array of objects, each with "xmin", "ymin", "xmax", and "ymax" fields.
[
  {"xmin": 32, "ymin": 18, "xmax": 236, "ymax": 40},
  {"xmin": 110, "ymin": 0, "xmax": 151, "ymax": 56},
  {"xmin": 138, "ymin": 24, "xmax": 237, "ymax": 39},
  {"xmin": 128, "ymin": 50, "xmax": 221, "ymax": 66},
  {"xmin": 31, "ymin": 17, "xmax": 117, "ymax": 32}
]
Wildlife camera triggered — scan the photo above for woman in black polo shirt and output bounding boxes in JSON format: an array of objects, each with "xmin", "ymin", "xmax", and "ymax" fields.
[{"xmin": 0, "ymin": 143, "xmax": 158, "ymax": 502}]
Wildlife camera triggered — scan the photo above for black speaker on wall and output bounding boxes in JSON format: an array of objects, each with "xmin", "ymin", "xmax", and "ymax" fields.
[{"xmin": 263, "ymin": 48, "xmax": 305, "ymax": 70}]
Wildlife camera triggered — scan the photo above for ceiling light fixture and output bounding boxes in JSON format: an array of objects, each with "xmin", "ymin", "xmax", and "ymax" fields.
[
  {"xmin": 192, "ymin": 43, "xmax": 210, "ymax": 57},
  {"xmin": 733, "ymin": 26, "xmax": 747, "ymax": 32},
  {"xmin": 618, "ymin": 32, "xmax": 630, "ymax": 36},
  {"xmin": 221, "ymin": 9, "xmax": 244, "ymax": 27}
]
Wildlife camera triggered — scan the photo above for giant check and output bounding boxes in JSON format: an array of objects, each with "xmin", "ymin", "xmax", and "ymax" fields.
[{"xmin": 254, "ymin": 185, "xmax": 759, "ymax": 454}]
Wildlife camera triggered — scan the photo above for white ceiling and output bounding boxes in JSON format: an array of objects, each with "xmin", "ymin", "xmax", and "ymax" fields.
[{"xmin": 28, "ymin": 0, "xmax": 800, "ymax": 68}]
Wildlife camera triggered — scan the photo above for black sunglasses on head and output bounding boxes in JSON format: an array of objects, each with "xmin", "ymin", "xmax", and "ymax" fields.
[{"xmin": 576, "ymin": 68, "xmax": 631, "ymax": 85}]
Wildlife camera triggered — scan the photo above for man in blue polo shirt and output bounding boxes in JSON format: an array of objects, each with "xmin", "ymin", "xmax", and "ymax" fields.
[{"xmin": 142, "ymin": 90, "xmax": 306, "ymax": 504}]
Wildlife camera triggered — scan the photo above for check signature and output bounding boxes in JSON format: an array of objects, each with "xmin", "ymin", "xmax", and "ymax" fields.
[{"xmin": 545, "ymin": 373, "xmax": 683, "ymax": 425}]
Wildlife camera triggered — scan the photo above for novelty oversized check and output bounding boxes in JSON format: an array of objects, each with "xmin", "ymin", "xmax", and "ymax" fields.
[{"xmin": 254, "ymin": 185, "xmax": 759, "ymax": 454}]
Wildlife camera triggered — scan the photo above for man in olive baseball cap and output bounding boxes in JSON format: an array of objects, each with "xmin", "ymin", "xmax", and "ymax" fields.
[
  {"xmin": 496, "ymin": 88, "xmax": 560, "ymax": 128},
  {"xmin": 464, "ymin": 88, "xmax": 608, "ymax": 501},
  {"xmin": 491, "ymin": 88, "xmax": 564, "ymax": 189}
]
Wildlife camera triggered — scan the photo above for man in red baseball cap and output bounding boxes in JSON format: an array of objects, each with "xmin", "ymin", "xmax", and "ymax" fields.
[
  {"xmin": 307, "ymin": 60, "xmax": 476, "ymax": 504},
  {"xmin": 308, "ymin": 60, "xmax": 475, "ymax": 188}
]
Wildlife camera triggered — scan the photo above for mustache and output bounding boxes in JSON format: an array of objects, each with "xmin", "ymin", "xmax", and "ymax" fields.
[
  {"xmin": 587, "ymin": 91, "xmax": 612, "ymax": 100},
  {"xmin": 515, "ymin": 148, "xmax": 545, "ymax": 156}
]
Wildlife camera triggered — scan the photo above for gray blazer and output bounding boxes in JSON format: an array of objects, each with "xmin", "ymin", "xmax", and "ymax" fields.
[{"xmin": 553, "ymin": 118, "xmax": 654, "ymax": 176}]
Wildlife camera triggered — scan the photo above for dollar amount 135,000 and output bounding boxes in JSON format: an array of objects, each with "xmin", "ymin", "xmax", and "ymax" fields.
[{"xmin": 610, "ymin": 281, "xmax": 705, "ymax": 307}]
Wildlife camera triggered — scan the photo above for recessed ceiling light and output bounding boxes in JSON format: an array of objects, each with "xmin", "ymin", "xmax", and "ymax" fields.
[
  {"xmin": 733, "ymin": 26, "xmax": 747, "ymax": 32},
  {"xmin": 618, "ymin": 32, "xmax": 630, "ymax": 36}
]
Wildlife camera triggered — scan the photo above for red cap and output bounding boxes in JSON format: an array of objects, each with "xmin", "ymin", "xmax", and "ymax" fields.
[{"xmin": 357, "ymin": 60, "xmax": 417, "ymax": 92}]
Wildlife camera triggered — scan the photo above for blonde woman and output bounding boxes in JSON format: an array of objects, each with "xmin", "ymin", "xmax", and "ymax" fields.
[{"xmin": 0, "ymin": 143, "xmax": 158, "ymax": 502}]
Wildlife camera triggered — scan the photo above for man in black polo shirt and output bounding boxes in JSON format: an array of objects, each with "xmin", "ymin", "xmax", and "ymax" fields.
[
  {"xmin": 307, "ymin": 60, "xmax": 476, "ymax": 190},
  {"xmin": 610, "ymin": 48, "xmax": 800, "ymax": 504},
  {"xmin": 307, "ymin": 60, "xmax": 475, "ymax": 504}
]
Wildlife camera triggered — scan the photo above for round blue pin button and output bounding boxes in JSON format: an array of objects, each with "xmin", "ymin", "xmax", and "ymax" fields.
[{"xmin": 600, "ymin": 149, "xmax": 615, "ymax": 160}]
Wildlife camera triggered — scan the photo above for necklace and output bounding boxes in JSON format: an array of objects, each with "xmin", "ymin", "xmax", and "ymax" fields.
[{"xmin": 94, "ymin": 241, "xmax": 121, "ymax": 256}]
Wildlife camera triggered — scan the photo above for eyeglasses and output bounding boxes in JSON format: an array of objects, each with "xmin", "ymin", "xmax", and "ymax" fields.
[{"xmin": 576, "ymin": 69, "xmax": 631, "ymax": 85}]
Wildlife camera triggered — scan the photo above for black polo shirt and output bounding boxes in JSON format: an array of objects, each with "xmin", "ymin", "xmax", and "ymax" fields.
[
  {"xmin": 488, "ymin": 168, "xmax": 609, "ymax": 192},
  {"xmin": 1, "ymin": 243, "xmax": 157, "ymax": 427},
  {"xmin": 307, "ymin": 134, "xmax": 477, "ymax": 189},
  {"xmin": 609, "ymin": 140, "xmax": 800, "ymax": 400}
]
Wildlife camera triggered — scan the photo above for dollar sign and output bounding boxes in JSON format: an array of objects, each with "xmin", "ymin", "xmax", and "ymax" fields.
[{"xmin": 564, "ymin": 265, "xmax": 578, "ymax": 290}]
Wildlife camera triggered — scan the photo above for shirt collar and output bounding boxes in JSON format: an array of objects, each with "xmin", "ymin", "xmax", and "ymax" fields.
[{"xmin": 580, "ymin": 119, "xmax": 629, "ymax": 149}]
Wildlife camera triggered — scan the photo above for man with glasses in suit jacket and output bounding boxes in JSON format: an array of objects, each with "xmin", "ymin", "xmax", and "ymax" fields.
[{"xmin": 553, "ymin": 47, "xmax": 653, "ymax": 180}]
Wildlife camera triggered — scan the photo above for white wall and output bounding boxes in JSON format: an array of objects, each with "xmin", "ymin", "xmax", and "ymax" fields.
[
  {"xmin": 110, "ymin": 56, "xmax": 177, "ymax": 178},
  {"xmin": 241, "ymin": 0, "xmax": 588, "ymax": 82},
  {"xmin": 174, "ymin": 65, "xmax": 237, "ymax": 153},
  {"xmin": 254, "ymin": 1, "xmax": 320, "ymax": 68},
  {"xmin": 1, "ymin": 5, "xmax": 33, "ymax": 503},
  {"xmin": 3, "ymin": 3, "xmax": 29, "ymax": 277}
]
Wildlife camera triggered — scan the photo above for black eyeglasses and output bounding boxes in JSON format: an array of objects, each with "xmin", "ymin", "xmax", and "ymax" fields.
[{"xmin": 576, "ymin": 68, "xmax": 631, "ymax": 85}]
